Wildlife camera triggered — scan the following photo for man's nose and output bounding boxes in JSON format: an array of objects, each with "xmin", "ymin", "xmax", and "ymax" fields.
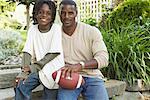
[{"xmin": 65, "ymin": 13, "xmax": 69, "ymax": 18}]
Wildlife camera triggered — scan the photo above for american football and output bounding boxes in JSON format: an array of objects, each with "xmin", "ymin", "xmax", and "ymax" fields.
[{"xmin": 52, "ymin": 70, "xmax": 84, "ymax": 90}]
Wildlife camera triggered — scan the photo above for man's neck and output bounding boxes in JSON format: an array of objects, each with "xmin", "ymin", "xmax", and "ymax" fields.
[{"xmin": 62, "ymin": 22, "xmax": 77, "ymax": 36}]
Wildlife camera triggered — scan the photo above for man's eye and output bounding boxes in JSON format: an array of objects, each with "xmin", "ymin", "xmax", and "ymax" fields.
[
  {"xmin": 69, "ymin": 12, "xmax": 73, "ymax": 14},
  {"xmin": 61, "ymin": 12, "xmax": 65, "ymax": 15}
]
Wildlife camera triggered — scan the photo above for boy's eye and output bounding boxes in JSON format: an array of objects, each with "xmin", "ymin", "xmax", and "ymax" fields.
[
  {"xmin": 38, "ymin": 10, "xmax": 51, "ymax": 16},
  {"xmin": 47, "ymin": 12, "xmax": 51, "ymax": 15},
  {"xmin": 38, "ymin": 11, "xmax": 42, "ymax": 15}
]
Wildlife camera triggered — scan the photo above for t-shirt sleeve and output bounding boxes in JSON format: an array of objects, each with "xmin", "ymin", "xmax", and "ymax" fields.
[
  {"xmin": 90, "ymin": 27, "xmax": 109, "ymax": 68},
  {"xmin": 22, "ymin": 26, "xmax": 34, "ymax": 56},
  {"xmin": 49, "ymin": 24, "xmax": 62, "ymax": 53}
]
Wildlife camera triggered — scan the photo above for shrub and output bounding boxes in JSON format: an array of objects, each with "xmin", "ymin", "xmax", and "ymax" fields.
[
  {"xmin": 105, "ymin": 0, "xmax": 150, "ymax": 29},
  {"xmin": 0, "ymin": 29, "xmax": 23, "ymax": 64},
  {"xmin": 82, "ymin": 17, "xmax": 97, "ymax": 26},
  {"xmin": 0, "ymin": 16, "xmax": 22, "ymax": 30},
  {"xmin": 100, "ymin": 19, "xmax": 150, "ymax": 85}
]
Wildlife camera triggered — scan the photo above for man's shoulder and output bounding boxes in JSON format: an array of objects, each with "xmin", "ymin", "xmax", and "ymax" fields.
[
  {"xmin": 79, "ymin": 22, "xmax": 97, "ymax": 30},
  {"xmin": 78, "ymin": 22, "xmax": 99, "ymax": 34}
]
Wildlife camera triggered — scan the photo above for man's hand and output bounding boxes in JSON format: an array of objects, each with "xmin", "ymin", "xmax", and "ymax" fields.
[{"xmin": 61, "ymin": 63, "xmax": 82, "ymax": 78}]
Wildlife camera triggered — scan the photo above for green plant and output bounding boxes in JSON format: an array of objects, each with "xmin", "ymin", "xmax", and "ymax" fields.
[
  {"xmin": 100, "ymin": 19, "xmax": 150, "ymax": 85},
  {"xmin": 0, "ymin": 0, "xmax": 16, "ymax": 13},
  {"xmin": 0, "ymin": 29, "xmax": 23, "ymax": 64},
  {"xmin": 82, "ymin": 17, "xmax": 97, "ymax": 26},
  {"xmin": 18, "ymin": 30, "xmax": 27, "ymax": 51},
  {"xmin": 0, "ymin": 16, "xmax": 22, "ymax": 29},
  {"xmin": 106, "ymin": 0, "xmax": 150, "ymax": 29},
  {"xmin": 7, "ymin": 0, "xmax": 37, "ymax": 30}
]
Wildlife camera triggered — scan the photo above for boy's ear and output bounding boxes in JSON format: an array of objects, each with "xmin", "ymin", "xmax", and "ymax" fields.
[{"xmin": 58, "ymin": 10, "xmax": 61, "ymax": 15}]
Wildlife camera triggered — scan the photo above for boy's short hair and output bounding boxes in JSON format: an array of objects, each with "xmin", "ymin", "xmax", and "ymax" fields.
[{"xmin": 32, "ymin": 0, "xmax": 56, "ymax": 25}]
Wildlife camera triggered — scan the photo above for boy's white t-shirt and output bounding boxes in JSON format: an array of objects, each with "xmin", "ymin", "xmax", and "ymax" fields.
[{"xmin": 23, "ymin": 23, "xmax": 64, "ymax": 89}]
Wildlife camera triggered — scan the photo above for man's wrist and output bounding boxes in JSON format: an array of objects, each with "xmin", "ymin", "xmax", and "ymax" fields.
[{"xmin": 79, "ymin": 61, "xmax": 85, "ymax": 69}]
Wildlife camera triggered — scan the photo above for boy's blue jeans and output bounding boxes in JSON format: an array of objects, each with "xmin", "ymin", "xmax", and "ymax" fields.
[
  {"xmin": 57, "ymin": 77, "xmax": 109, "ymax": 100},
  {"xmin": 15, "ymin": 73, "xmax": 57, "ymax": 100}
]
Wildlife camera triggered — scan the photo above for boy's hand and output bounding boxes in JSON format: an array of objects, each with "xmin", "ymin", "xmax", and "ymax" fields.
[
  {"xmin": 14, "ymin": 66, "xmax": 30, "ymax": 87},
  {"xmin": 22, "ymin": 65, "xmax": 31, "ymax": 73}
]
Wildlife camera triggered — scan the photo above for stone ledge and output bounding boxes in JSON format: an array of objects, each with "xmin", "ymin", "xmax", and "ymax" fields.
[
  {"xmin": 0, "ymin": 80, "xmax": 126, "ymax": 100},
  {"xmin": 0, "ymin": 68, "xmax": 21, "ymax": 89},
  {"xmin": 0, "ymin": 65, "xmax": 21, "ymax": 70},
  {"xmin": 105, "ymin": 80, "xmax": 126, "ymax": 98},
  {"xmin": 126, "ymin": 79, "xmax": 150, "ymax": 92}
]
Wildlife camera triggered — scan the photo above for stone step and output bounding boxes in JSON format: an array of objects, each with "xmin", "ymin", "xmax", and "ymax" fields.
[
  {"xmin": 0, "ymin": 68, "xmax": 21, "ymax": 89},
  {"xmin": 0, "ymin": 85, "xmax": 43, "ymax": 100},
  {"xmin": 0, "ymin": 80, "xmax": 126, "ymax": 100},
  {"xmin": 0, "ymin": 66, "xmax": 126, "ymax": 100},
  {"xmin": 0, "ymin": 65, "xmax": 21, "ymax": 70}
]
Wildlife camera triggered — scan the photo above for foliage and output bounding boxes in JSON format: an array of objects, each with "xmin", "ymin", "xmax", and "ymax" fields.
[
  {"xmin": 99, "ymin": 18, "xmax": 150, "ymax": 85},
  {"xmin": 0, "ymin": 0, "xmax": 16, "ymax": 13},
  {"xmin": 17, "ymin": 30, "xmax": 27, "ymax": 51},
  {"xmin": 7, "ymin": 0, "xmax": 36, "ymax": 5},
  {"xmin": 82, "ymin": 17, "xmax": 97, "ymax": 26},
  {"xmin": 97, "ymin": 0, "xmax": 150, "ymax": 85},
  {"xmin": 7, "ymin": 0, "xmax": 37, "ymax": 30},
  {"xmin": 105, "ymin": 0, "xmax": 150, "ymax": 29},
  {"xmin": 0, "ymin": 29, "xmax": 23, "ymax": 64},
  {"xmin": 0, "ymin": 16, "xmax": 22, "ymax": 29}
]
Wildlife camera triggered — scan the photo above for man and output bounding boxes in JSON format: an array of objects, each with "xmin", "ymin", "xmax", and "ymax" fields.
[{"xmin": 57, "ymin": 0, "xmax": 109, "ymax": 100}]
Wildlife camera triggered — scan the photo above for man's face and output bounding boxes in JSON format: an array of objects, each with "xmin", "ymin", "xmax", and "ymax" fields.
[
  {"xmin": 36, "ymin": 3, "xmax": 52, "ymax": 27},
  {"xmin": 59, "ymin": 4, "xmax": 77, "ymax": 28}
]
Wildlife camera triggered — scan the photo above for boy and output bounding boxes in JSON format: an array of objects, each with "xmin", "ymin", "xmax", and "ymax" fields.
[{"xmin": 15, "ymin": 0, "xmax": 64, "ymax": 100}]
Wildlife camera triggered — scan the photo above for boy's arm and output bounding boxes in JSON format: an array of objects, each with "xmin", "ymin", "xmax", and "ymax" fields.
[
  {"xmin": 22, "ymin": 52, "xmax": 31, "ymax": 66},
  {"xmin": 30, "ymin": 53, "xmax": 60, "ymax": 72},
  {"xmin": 15, "ymin": 52, "xmax": 31, "ymax": 84}
]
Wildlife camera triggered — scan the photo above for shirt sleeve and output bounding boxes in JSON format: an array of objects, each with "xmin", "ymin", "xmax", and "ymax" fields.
[
  {"xmin": 22, "ymin": 25, "xmax": 34, "ymax": 57},
  {"xmin": 91, "ymin": 27, "xmax": 109, "ymax": 69}
]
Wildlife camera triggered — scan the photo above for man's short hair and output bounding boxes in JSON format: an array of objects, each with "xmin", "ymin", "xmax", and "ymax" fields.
[{"xmin": 59, "ymin": 0, "xmax": 77, "ymax": 10}]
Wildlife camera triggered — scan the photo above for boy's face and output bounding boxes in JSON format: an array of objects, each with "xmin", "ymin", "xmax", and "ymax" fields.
[
  {"xmin": 59, "ymin": 4, "xmax": 77, "ymax": 28},
  {"xmin": 36, "ymin": 3, "xmax": 52, "ymax": 27}
]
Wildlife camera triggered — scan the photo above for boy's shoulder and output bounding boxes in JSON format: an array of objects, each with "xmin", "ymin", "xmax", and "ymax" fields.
[{"xmin": 28, "ymin": 24, "xmax": 38, "ymax": 30}]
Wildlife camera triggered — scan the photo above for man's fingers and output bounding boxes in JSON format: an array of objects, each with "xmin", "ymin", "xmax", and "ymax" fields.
[
  {"xmin": 66, "ymin": 68, "xmax": 71, "ymax": 78},
  {"xmin": 61, "ymin": 67, "xmax": 68, "ymax": 78}
]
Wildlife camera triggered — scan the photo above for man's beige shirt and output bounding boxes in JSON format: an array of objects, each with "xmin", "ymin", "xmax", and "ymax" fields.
[{"xmin": 62, "ymin": 22, "xmax": 109, "ymax": 79}]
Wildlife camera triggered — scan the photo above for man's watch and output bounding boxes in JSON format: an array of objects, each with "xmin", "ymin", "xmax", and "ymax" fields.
[{"xmin": 79, "ymin": 61, "xmax": 85, "ymax": 69}]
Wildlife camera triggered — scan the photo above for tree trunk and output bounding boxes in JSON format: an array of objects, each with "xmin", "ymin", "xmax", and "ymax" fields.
[{"xmin": 26, "ymin": 4, "xmax": 30, "ymax": 31}]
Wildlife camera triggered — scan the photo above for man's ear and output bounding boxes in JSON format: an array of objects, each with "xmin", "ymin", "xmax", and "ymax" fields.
[{"xmin": 75, "ymin": 10, "xmax": 78, "ymax": 17}]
